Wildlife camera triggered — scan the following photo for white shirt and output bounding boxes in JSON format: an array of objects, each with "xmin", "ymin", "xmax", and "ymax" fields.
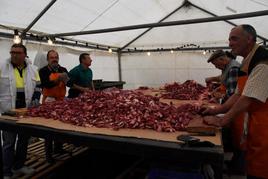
[{"xmin": 242, "ymin": 64, "xmax": 268, "ymax": 103}]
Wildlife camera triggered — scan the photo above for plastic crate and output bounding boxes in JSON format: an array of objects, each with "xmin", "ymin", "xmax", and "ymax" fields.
[{"xmin": 148, "ymin": 168, "xmax": 204, "ymax": 179}]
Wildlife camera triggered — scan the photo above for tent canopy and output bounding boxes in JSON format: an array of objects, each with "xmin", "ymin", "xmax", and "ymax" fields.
[{"xmin": 0, "ymin": 0, "xmax": 268, "ymax": 50}]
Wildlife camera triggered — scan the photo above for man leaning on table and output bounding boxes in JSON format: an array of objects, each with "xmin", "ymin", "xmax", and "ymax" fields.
[{"xmin": 203, "ymin": 24, "xmax": 268, "ymax": 179}]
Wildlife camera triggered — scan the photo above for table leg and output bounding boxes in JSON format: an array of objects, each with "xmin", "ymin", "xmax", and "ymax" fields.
[{"xmin": 0, "ymin": 131, "xmax": 3, "ymax": 179}]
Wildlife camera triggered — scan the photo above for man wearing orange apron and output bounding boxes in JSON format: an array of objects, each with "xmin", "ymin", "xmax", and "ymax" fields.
[
  {"xmin": 204, "ymin": 25, "xmax": 268, "ymax": 179},
  {"xmin": 39, "ymin": 50, "xmax": 69, "ymax": 163},
  {"xmin": 205, "ymin": 49, "xmax": 244, "ymax": 173},
  {"xmin": 206, "ymin": 50, "xmax": 240, "ymax": 104}
]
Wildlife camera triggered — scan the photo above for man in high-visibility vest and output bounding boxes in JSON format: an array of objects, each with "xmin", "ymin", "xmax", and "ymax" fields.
[
  {"xmin": 39, "ymin": 49, "xmax": 69, "ymax": 163},
  {"xmin": 203, "ymin": 24, "xmax": 268, "ymax": 179},
  {"xmin": 0, "ymin": 44, "xmax": 41, "ymax": 179}
]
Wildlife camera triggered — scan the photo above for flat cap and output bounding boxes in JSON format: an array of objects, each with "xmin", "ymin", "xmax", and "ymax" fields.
[{"xmin": 207, "ymin": 50, "xmax": 226, "ymax": 63}]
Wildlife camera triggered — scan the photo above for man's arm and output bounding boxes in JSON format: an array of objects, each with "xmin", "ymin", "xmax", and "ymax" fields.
[
  {"xmin": 202, "ymin": 93, "xmax": 240, "ymax": 115},
  {"xmin": 31, "ymin": 71, "xmax": 42, "ymax": 105},
  {"xmin": 67, "ymin": 69, "xmax": 86, "ymax": 91},
  {"xmin": 205, "ymin": 64, "xmax": 268, "ymax": 126},
  {"xmin": 39, "ymin": 67, "xmax": 58, "ymax": 88},
  {"xmin": 72, "ymin": 84, "xmax": 90, "ymax": 92},
  {"xmin": 91, "ymin": 81, "xmax": 95, "ymax": 91},
  {"xmin": 225, "ymin": 67, "xmax": 239, "ymax": 98},
  {"xmin": 205, "ymin": 75, "xmax": 221, "ymax": 83},
  {"xmin": 204, "ymin": 95, "xmax": 255, "ymax": 126}
]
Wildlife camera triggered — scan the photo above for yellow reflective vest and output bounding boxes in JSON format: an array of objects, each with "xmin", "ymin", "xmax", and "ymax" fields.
[{"xmin": 0, "ymin": 58, "xmax": 40, "ymax": 113}]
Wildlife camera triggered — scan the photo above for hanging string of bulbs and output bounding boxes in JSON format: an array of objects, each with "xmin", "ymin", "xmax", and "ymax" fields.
[
  {"xmin": 12, "ymin": 29, "xmax": 227, "ymax": 55},
  {"xmin": 124, "ymin": 44, "xmax": 218, "ymax": 56},
  {"xmin": 12, "ymin": 29, "xmax": 116, "ymax": 53}
]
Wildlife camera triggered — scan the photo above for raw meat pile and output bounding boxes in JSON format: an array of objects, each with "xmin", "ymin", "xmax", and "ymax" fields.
[
  {"xmin": 161, "ymin": 80, "xmax": 208, "ymax": 100},
  {"xmin": 27, "ymin": 89, "xmax": 200, "ymax": 132}
]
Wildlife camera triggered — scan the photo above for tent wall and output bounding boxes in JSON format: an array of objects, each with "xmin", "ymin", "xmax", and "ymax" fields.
[
  {"xmin": 121, "ymin": 51, "xmax": 221, "ymax": 89},
  {"xmin": 0, "ymin": 38, "xmax": 119, "ymax": 81},
  {"xmin": 0, "ymin": 38, "xmax": 243, "ymax": 90}
]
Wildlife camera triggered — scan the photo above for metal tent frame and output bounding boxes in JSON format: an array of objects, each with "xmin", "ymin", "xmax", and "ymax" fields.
[{"xmin": 0, "ymin": 0, "xmax": 268, "ymax": 81}]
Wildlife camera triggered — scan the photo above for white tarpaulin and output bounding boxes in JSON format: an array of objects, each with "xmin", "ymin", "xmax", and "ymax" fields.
[{"xmin": 0, "ymin": 0, "xmax": 267, "ymax": 88}]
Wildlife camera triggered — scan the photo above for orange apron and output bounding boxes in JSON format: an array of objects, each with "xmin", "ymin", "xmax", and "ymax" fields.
[
  {"xmin": 219, "ymin": 80, "xmax": 246, "ymax": 150},
  {"xmin": 42, "ymin": 73, "xmax": 66, "ymax": 103},
  {"xmin": 230, "ymin": 76, "xmax": 247, "ymax": 151},
  {"xmin": 218, "ymin": 84, "xmax": 226, "ymax": 95},
  {"xmin": 239, "ymin": 76, "xmax": 268, "ymax": 178}
]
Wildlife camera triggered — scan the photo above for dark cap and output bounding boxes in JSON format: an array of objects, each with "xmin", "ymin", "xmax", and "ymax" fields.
[{"xmin": 207, "ymin": 50, "xmax": 226, "ymax": 63}]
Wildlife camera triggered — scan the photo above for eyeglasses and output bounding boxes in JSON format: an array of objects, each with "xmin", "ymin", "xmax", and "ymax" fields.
[{"xmin": 10, "ymin": 51, "xmax": 24, "ymax": 55}]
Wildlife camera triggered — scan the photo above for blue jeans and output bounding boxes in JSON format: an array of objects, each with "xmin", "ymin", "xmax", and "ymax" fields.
[{"xmin": 2, "ymin": 131, "xmax": 29, "ymax": 176}]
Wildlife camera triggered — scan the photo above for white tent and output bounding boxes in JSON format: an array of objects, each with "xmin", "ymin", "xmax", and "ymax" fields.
[{"xmin": 1, "ymin": 0, "xmax": 268, "ymax": 89}]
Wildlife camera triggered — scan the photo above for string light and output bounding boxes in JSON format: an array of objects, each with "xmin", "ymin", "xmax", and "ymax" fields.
[
  {"xmin": 170, "ymin": 50, "xmax": 174, "ymax": 54},
  {"xmin": 147, "ymin": 52, "xmax": 151, "ymax": 56},
  {"xmin": 108, "ymin": 48, "xmax": 112, "ymax": 53},
  {"xmin": 47, "ymin": 38, "xmax": 53, "ymax": 45},
  {"xmin": 203, "ymin": 50, "xmax": 207, "ymax": 55},
  {"xmin": 13, "ymin": 29, "xmax": 21, "ymax": 44}
]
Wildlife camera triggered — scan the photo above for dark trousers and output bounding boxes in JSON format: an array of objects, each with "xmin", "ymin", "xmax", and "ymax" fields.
[{"xmin": 2, "ymin": 131, "xmax": 29, "ymax": 176}]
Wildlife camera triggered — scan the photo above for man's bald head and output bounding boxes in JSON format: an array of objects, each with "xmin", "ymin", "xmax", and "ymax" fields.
[{"xmin": 229, "ymin": 24, "xmax": 256, "ymax": 58}]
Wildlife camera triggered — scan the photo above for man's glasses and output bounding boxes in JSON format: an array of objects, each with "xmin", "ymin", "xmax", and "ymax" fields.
[{"xmin": 10, "ymin": 51, "xmax": 24, "ymax": 55}]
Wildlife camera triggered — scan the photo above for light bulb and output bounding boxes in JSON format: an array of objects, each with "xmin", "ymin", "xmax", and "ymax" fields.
[
  {"xmin": 108, "ymin": 48, "xmax": 112, "ymax": 53},
  {"xmin": 147, "ymin": 52, "xmax": 151, "ymax": 56},
  {"xmin": 48, "ymin": 39, "xmax": 53, "ymax": 45},
  {"xmin": 203, "ymin": 51, "xmax": 206, "ymax": 55},
  {"xmin": 170, "ymin": 50, "xmax": 174, "ymax": 54},
  {"xmin": 13, "ymin": 35, "xmax": 21, "ymax": 44}
]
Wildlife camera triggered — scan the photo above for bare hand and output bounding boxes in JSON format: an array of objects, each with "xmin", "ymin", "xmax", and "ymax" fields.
[
  {"xmin": 203, "ymin": 116, "xmax": 222, "ymax": 127},
  {"xmin": 58, "ymin": 73, "xmax": 69, "ymax": 84},
  {"xmin": 213, "ymin": 91, "xmax": 224, "ymax": 99},
  {"xmin": 205, "ymin": 77, "xmax": 212, "ymax": 84},
  {"xmin": 81, "ymin": 87, "xmax": 91, "ymax": 92},
  {"xmin": 201, "ymin": 107, "xmax": 216, "ymax": 115}
]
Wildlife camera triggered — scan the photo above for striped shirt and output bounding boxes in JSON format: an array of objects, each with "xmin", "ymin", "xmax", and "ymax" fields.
[{"xmin": 225, "ymin": 67, "xmax": 239, "ymax": 99}]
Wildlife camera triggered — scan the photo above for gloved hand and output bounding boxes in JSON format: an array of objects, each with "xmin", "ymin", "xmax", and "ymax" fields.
[
  {"xmin": 58, "ymin": 72, "xmax": 69, "ymax": 84},
  {"xmin": 29, "ymin": 99, "xmax": 40, "ymax": 107}
]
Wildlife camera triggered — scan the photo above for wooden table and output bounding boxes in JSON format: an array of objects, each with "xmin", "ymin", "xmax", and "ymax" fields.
[
  {"xmin": 0, "ymin": 113, "xmax": 224, "ymax": 179},
  {"xmin": 0, "ymin": 89, "xmax": 223, "ymax": 179}
]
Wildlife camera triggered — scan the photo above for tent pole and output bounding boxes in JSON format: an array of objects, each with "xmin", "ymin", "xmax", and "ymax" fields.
[
  {"xmin": 42, "ymin": 10, "xmax": 268, "ymax": 38},
  {"xmin": 117, "ymin": 51, "xmax": 122, "ymax": 81},
  {"xmin": 120, "ymin": 0, "xmax": 188, "ymax": 51},
  {"xmin": 22, "ymin": 0, "xmax": 57, "ymax": 36},
  {"xmin": 189, "ymin": 1, "xmax": 268, "ymax": 41}
]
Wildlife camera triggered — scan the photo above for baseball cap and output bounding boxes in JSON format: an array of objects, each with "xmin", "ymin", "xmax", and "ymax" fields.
[{"xmin": 207, "ymin": 50, "xmax": 226, "ymax": 63}]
